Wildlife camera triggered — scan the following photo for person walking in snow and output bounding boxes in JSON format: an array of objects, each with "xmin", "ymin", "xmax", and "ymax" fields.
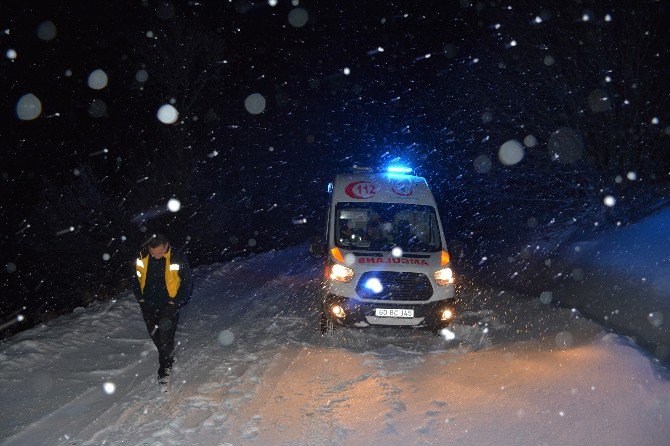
[{"xmin": 132, "ymin": 234, "xmax": 192, "ymax": 384}]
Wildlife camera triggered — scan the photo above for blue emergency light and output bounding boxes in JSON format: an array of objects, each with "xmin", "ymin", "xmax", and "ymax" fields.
[
  {"xmin": 386, "ymin": 165, "xmax": 413, "ymax": 174},
  {"xmin": 364, "ymin": 277, "xmax": 384, "ymax": 294}
]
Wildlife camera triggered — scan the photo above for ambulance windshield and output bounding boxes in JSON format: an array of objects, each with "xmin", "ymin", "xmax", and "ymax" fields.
[{"xmin": 335, "ymin": 203, "xmax": 441, "ymax": 252}]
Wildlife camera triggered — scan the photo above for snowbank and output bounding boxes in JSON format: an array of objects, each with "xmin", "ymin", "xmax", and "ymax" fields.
[{"xmin": 553, "ymin": 206, "xmax": 670, "ymax": 361}]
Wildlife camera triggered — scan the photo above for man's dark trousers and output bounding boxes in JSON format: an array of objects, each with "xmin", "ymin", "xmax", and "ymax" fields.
[{"xmin": 140, "ymin": 303, "xmax": 179, "ymax": 373}]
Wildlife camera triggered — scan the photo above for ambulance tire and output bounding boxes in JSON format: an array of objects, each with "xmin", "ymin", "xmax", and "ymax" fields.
[{"xmin": 320, "ymin": 310, "xmax": 335, "ymax": 335}]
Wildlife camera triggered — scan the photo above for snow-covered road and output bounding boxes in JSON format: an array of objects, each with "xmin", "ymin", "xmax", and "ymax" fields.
[{"xmin": 1, "ymin": 246, "xmax": 668, "ymax": 445}]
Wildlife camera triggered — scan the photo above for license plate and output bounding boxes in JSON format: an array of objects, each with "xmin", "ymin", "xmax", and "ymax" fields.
[{"xmin": 375, "ymin": 308, "xmax": 415, "ymax": 318}]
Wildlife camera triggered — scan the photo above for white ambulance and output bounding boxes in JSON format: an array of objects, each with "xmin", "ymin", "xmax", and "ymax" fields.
[{"xmin": 316, "ymin": 166, "xmax": 457, "ymax": 334}]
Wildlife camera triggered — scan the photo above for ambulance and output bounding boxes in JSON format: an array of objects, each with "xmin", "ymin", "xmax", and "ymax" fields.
[{"xmin": 316, "ymin": 165, "xmax": 457, "ymax": 334}]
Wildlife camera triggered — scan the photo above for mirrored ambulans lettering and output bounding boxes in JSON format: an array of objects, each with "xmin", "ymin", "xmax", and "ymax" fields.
[{"xmin": 358, "ymin": 257, "xmax": 430, "ymax": 266}]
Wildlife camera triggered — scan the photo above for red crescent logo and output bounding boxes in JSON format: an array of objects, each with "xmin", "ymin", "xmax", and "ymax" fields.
[
  {"xmin": 345, "ymin": 181, "xmax": 376, "ymax": 199},
  {"xmin": 392, "ymin": 181, "xmax": 413, "ymax": 196}
]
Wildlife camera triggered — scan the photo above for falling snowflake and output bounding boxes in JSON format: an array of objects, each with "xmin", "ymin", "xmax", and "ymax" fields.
[
  {"xmin": 440, "ymin": 328, "xmax": 456, "ymax": 341},
  {"xmin": 218, "ymin": 330, "xmax": 235, "ymax": 346},
  {"xmin": 288, "ymin": 8, "xmax": 309, "ymax": 27},
  {"xmin": 498, "ymin": 140, "xmax": 525, "ymax": 165},
  {"xmin": 87, "ymin": 69, "xmax": 109, "ymax": 90},
  {"xmin": 157, "ymin": 104, "xmax": 179, "ymax": 124},
  {"xmin": 16, "ymin": 94, "xmax": 42, "ymax": 120},
  {"xmin": 135, "ymin": 69, "xmax": 149, "ymax": 82},
  {"xmin": 523, "ymin": 135, "xmax": 537, "ymax": 147},
  {"xmin": 244, "ymin": 93, "xmax": 266, "ymax": 114},
  {"xmin": 37, "ymin": 20, "xmax": 57, "ymax": 40},
  {"xmin": 167, "ymin": 198, "xmax": 181, "ymax": 212}
]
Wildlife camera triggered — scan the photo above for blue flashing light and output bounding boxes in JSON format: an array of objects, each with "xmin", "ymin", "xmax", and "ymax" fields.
[
  {"xmin": 364, "ymin": 277, "xmax": 384, "ymax": 294},
  {"xmin": 387, "ymin": 165, "xmax": 413, "ymax": 174}
]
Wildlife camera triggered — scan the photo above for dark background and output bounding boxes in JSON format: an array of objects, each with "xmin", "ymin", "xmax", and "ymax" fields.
[{"xmin": 1, "ymin": 0, "xmax": 669, "ymax": 334}]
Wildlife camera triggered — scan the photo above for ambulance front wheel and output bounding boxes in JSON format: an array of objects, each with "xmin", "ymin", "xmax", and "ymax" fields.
[{"xmin": 320, "ymin": 310, "xmax": 335, "ymax": 335}]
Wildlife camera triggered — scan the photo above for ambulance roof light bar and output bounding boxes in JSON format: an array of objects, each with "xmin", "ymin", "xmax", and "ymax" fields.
[
  {"xmin": 386, "ymin": 165, "xmax": 413, "ymax": 174},
  {"xmin": 350, "ymin": 165, "xmax": 414, "ymax": 174}
]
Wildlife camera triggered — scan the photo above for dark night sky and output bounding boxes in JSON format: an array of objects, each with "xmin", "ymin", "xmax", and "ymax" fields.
[
  {"xmin": 2, "ymin": 0, "xmax": 476, "ymax": 172},
  {"xmin": 1, "ymin": 0, "xmax": 484, "ymax": 254},
  {"xmin": 1, "ymin": 0, "xmax": 669, "ymax": 325}
]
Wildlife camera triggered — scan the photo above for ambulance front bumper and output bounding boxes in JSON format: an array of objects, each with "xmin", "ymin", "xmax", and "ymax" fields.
[{"xmin": 323, "ymin": 293, "xmax": 457, "ymax": 328}]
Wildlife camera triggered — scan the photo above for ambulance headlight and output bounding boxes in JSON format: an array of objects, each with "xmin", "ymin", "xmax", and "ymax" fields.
[
  {"xmin": 434, "ymin": 267, "xmax": 455, "ymax": 285},
  {"xmin": 330, "ymin": 264, "xmax": 354, "ymax": 283}
]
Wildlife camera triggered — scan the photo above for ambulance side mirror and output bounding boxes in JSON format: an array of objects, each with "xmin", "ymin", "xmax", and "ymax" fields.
[
  {"xmin": 449, "ymin": 239, "xmax": 465, "ymax": 260},
  {"xmin": 309, "ymin": 237, "xmax": 326, "ymax": 257}
]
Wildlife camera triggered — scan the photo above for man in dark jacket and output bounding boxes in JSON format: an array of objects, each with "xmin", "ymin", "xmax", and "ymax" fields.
[{"xmin": 132, "ymin": 234, "xmax": 192, "ymax": 382}]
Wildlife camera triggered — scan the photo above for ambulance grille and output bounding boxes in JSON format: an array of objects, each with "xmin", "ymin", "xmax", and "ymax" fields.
[{"xmin": 356, "ymin": 272, "xmax": 433, "ymax": 301}]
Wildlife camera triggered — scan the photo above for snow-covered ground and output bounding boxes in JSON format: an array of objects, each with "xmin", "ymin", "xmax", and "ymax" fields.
[
  {"xmin": 1, "ymin": 246, "xmax": 669, "ymax": 445},
  {"xmin": 555, "ymin": 206, "xmax": 670, "ymax": 360}
]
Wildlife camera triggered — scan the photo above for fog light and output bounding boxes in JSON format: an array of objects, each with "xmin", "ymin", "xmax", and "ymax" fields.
[
  {"xmin": 440, "ymin": 308, "xmax": 454, "ymax": 321},
  {"xmin": 331, "ymin": 305, "xmax": 346, "ymax": 318}
]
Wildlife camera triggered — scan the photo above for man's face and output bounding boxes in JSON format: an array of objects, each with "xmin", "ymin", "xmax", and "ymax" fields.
[{"xmin": 148, "ymin": 243, "xmax": 168, "ymax": 259}]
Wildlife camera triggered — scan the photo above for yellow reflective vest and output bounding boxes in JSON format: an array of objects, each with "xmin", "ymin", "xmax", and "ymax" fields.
[{"xmin": 135, "ymin": 248, "xmax": 181, "ymax": 299}]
